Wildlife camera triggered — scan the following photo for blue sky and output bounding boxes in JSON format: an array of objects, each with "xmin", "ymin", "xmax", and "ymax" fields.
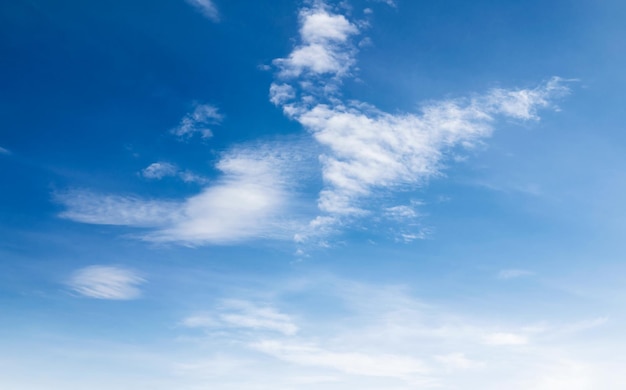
[{"xmin": 2, "ymin": 0, "xmax": 626, "ymax": 388}]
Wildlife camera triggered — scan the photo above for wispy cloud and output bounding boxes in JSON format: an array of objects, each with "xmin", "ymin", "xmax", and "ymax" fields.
[
  {"xmin": 141, "ymin": 162, "xmax": 208, "ymax": 184},
  {"xmin": 171, "ymin": 103, "xmax": 223, "ymax": 139},
  {"xmin": 0, "ymin": 146, "xmax": 11, "ymax": 155},
  {"xmin": 183, "ymin": 299, "xmax": 299, "ymax": 336},
  {"xmin": 57, "ymin": 141, "xmax": 312, "ymax": 245},
  {"xmin": 175, "ymin": 276, "xmax": 609, "ymax": 388},
  {"xmin": 186, "ymin": 0, "xmax": 220, "ymax": 22},
  {"xmin": 57, "ymin": 191, "xmax": 180, "ymax": 227},
  {"xmin": 270, "ymin": 2, "xmax": 570, "ymax": 241},
  {"xmin": 57, "ymin": 2, "xmax": 570, "ymax": 247},
  {"xmin": 68, "ymin": 265, "xmax": 145, "ymax": 300},
  {"xmin": 141, "ymin": 162, "xmax": 178, "ymax": 179}
]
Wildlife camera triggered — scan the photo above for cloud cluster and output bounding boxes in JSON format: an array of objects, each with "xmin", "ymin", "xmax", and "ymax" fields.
[
  {"xmin": 273, "ymin": 6, "xmax": 359, "ymax": 78},
  {"xmin": 68, "ymin": 265, "xmax": 145, "ymax": 300},
  {"xmin": 56, "ymin": 1, "xmax": 570, "ymax": 247},
  {"xmin": 270, "ymin": 3, "xmax": 569, "ymax": 239},
  {"xmin": 171, "ymin": 103, "xmax": 223, "ymax": 139}
]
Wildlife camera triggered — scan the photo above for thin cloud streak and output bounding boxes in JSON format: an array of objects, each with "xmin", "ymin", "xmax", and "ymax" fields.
[
  {"xmin": 183, "ymin": 299, "xmax": 299, "ymax": 336},
  {"xmin": 141, "ymin": 162, "xmax": 208, "ymax": 184},
  {"xmin": 68, "ymin": 265, "xmax": 145, "ymax": 300},
  {"xmin": 186, "ymin": 0, "xmax": 220, "ymax": 22}
]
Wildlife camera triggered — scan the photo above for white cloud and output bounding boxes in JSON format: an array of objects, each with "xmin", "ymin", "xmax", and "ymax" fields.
[
  {"xmin": 142, "ymin": 162, "xmax": 178, "ymax": 179},
  {"xmin": 299, "ymin": 8, "xmax": 359, "ymax": 44},
  {"xmin": 58, "ymin": 2, "xmax": 571, "ymax": 247},
  {"xmin": 270, "ymin": 3, "xmax": 570, "ymax": 241},
  {"xmin": 293, "ymin": 80, "xmax": 567, "ymax": 218},
  {"xmin": 384, "ymin": 203, "xmax": 422, "ymax": 220},
  {"xmin": 57, "ymin": 142, "xmax": 311, "ymax": 245},
  {"xmin": 57, "ymin": 191, "xmax": 181, "ymax": 227},
  {"xmin": 68, "ymin": 265, "xmax": 145, "ymax": 300},
  {"xmin": 171, "ymin": 103, "xmax": 223, "ymax": 139},
  {"xmin": 141, "ymin": 162, "xmax": 208, "ymax": 184},
  {"xmin": 498, "ymin": 269, "xmax": 534, "ymax": 280},
  {"xmin": 184, "ymin": 300, "xmax": 299, "ymax": 336},
  {"xmin": 0, "ymin": 146, "xmax": 10, "ymax": 155},
  {"xmin": 177, "ymin": 170, "xmax": 209, "ymax": 184},
  {"xmin": 186, "ymin": 0, "xmax": 220, "ymax": 22},
  {"xmin": 269, "ymin": 83, "xmax": 296, "ymax": 106},
  {"xmin": 147, "ymin": 149, "xmax": 299, "ymax": 244},
  {"xmin": 273, "ymin": 6, "xmax": 359, "ymax": 78}
]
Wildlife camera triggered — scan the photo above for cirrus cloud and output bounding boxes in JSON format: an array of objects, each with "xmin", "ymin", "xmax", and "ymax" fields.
[{"xmin": 68, "ymin": 265, "xmax": 145, "ymax": 300}]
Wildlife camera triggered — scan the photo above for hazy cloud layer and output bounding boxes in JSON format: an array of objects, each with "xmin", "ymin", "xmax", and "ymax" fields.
[{"xmin": 172, "ymin": 277, "xmax": 610, "ymax": 389}]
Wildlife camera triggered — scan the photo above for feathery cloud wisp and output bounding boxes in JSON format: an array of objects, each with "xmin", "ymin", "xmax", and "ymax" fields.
[
  {"xmin": 141, "ymin": 162, "xmax": 208, "ymax": 184},
  {"xmin": 142, "ymin": 162, "xmax": 178, "ymax": 179},
  {"xmin": 58, "ymin": 142, "xmax": 310, "ymax": 245},
  {"xmin": 183, "ymin": 300, "xmax": 299, "ymax": 336},
  {"xmin": 56, "ymin": 2, "xmax": 571, "ymax": 247},
  {"xmin": 68, "ymin": 265, "xmax": 145, "ymax": 300},
  {"xmin": 186, "ymin": 0, "xmax": 220, "ymax": 22},
  {"xmin": 171, "ymin": 103, "xmax": 223, "ymax": 139}
]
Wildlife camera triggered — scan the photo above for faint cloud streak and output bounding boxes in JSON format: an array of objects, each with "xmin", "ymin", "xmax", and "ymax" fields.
[
  {"xmin": 186, "ymin": 0, "xmax": 220, "ymax": 22},
  {"xmin": 68, "ymin": 265, "xmax": 145, "ymax": 300}
]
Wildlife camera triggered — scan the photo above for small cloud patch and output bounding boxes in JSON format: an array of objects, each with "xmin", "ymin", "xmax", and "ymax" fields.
[{"xmin": 68, "ymin": 265, "xmax": 145, "ymax": 300}]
